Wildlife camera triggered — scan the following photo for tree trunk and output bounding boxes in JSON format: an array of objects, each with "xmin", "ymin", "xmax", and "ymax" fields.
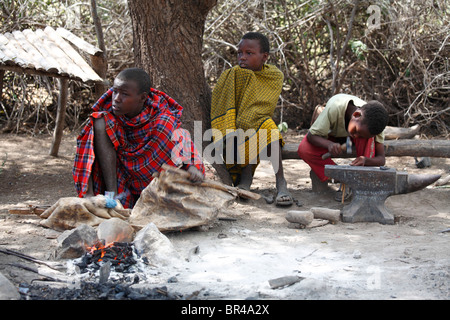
[
  {"xmin": 90, "ymin": 0, "xmax": 107, "ymax": 99},
  {"xmin": 127, "ymin": 0, "xmax": 233, "ymax": 184},
  {"xmin": 127, "ymin": 0, "xmax": 215, "ymax": 135}
]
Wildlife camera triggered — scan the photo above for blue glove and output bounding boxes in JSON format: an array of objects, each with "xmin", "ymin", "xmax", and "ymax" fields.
[{"xmin": 104, "ymin": 191, "xmax": 117, "ymax": 209}]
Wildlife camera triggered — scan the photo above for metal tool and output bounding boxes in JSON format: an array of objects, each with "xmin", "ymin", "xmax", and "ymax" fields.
[
  {"xmin": 322, "ymin": 136, "xmax": 352, "ymax": 160},
  {"xmin": 324, "ymin": 165, "xmax": 441, "ymax": 225}
]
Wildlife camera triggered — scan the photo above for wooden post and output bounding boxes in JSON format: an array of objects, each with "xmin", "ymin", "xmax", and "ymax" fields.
[
  {"xmin": 91, "ymin": 54, "xmax": 107, "ymax": 99},
  {"xmin": 90, "ymin": 0, "xmax": 107, "ymax": 99},
  {"xmin": 49, "ymin": 78, "xmax": 69, "ymax": 157},
  {"xmin": 0, "ymin": 70, "xmax": 4, "ymax": 103}
]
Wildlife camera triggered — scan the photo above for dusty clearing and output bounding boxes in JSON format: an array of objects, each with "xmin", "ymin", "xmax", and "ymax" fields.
[{"xmin": 0, "ymin": 131, "xmax": 449, "ymax": 300}]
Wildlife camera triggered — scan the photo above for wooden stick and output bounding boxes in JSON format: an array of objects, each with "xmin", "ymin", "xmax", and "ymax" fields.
[
  {"xmin": 341, "ymin": 183, "xmax": 346, "ymax": 204},
  {"xmin": 8, "ymin": 205, "xmax": 50, "ymax": 216},
  {"xmin": 8, "ymin": 263, "xmax": 67, "ymax": 282},
  {"xmin": 161, "ymin": 164, "xmax": 261, "ymax": 200},
  {"xmin": 0, "ymin": 248, "xmax": 64, "ymax": 270}
]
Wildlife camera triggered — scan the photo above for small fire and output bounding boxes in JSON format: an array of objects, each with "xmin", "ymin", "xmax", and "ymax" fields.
[
  {"xmin": 87, "ymin": 241, "xmax": 117, "ymax": 263},
  {"xmin": 77, "ymin": 240, "xmax": 137, "ymax": 272}
]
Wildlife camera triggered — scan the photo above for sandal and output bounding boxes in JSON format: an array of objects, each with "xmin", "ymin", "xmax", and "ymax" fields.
[{"xmin": 275, "ymin": 192, "xmax": 293, "ymax": 207}]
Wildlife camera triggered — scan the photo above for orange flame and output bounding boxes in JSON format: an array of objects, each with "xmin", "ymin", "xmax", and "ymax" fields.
[{"xmin": 86, "ymin": 239, "xmax": 129, "ymax": 264}]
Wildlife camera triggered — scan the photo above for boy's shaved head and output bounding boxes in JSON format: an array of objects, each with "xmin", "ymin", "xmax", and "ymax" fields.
[
  {"xmin": 116, "ymin": 68, "xmax": 152, "ymax": 95},
  {"xmin": 361, "ymin": 101, "xmax": 389, "ymax": 135},
  {"xmin": 241, "ymin": 32, "xmax": 270, "ymax": 53}
]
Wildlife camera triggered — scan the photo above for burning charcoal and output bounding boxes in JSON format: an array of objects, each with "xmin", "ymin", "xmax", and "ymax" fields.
[{"xmin": 76, "ymin": 242, "xmax": 137, "ymax": 274}]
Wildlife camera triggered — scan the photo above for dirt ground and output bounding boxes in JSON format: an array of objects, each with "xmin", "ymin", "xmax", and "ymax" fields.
[{"xmin": 0, "ymin": 131, "xmax": 449, "ymax": 300}]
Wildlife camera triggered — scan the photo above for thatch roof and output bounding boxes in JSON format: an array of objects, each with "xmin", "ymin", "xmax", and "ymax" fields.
[{"xmin": 0, "ymin": 26, "xmax": 103, "ymax": 83}]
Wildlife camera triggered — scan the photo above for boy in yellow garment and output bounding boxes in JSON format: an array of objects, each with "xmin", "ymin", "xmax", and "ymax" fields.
[{"xmin": 210, "ymin": 32, "xmax": 293, "ymax": 206}]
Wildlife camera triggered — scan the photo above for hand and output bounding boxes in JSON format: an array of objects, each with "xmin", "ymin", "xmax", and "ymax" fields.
[
  {"xmin": 328, "ymin": 142, "xmax": 343, "ymax": 157},
  {"xmin": 350, "ymin": 156, "xmax": 366, "ymax": 166},
  {"xmin": 187, "ymin": 166, "xmax": 204, "ymax": 183}
]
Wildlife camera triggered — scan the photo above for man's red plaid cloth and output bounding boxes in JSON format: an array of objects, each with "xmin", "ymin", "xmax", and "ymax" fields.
[{"xmin": 73, "ymin": 87, "xmax": 205, "ymax": 208}]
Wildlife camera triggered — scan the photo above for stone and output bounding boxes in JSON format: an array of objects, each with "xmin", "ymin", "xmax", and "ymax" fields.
[
  {"xmin": 133, "ymin": 223, "xmax": 180, "ymax": 267},
  {"xmin": 99, "ymin": 262, "xmax": 111, "ymax": 284},
  {"xmin": 0, "ymin": 273, "xmax": 20, "ymax": 300},
  {"xmin": 56, "ymin": 224, "xmax": 98, "ymax": 259},
  {"xmin": 97, "ymin": 218, "xmax": 134, "ymax": 244}
]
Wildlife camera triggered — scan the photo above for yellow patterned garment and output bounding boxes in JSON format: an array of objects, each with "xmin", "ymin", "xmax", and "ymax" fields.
[{"xmin": 210, "ymin": 64, "xmax": 284, "ymax": 184}]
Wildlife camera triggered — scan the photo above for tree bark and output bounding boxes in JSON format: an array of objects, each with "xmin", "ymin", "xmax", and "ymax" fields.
[
  {"xmin": 127, "ymin": 0, "xmax": 234, "ymax": 184},
  {"xmin": 127, "ymin": 0, "xmax": 216, "ymax": 135},
  {"xmin": 90, "ymin": 0, "xmax": 107, "ymax": 99},
  {"xmin": 49, "ymin": 78, "xmax": 69, "ymax": 157}
]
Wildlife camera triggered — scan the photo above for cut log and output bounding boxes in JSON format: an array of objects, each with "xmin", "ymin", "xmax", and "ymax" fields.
[
  {"xmin": 435, "ymin": 175, "xmax": 450, "ymax": 186},
  {"xmin": 285, "ymin": 210, "xmax": 314, "ymax": 225},
  {"xmin": 282, "ymin": 139, "xmax": 450, "ymax": 160},
  {"xmin": 384, "ymin": 124, "xmax": 420, "ymax": 140},
  {"xmin": 310, "ymin": 207, "xmax": 341, "ymax": 223},
  {"xmin": 383, "ymin": 139, "xmax": 450, "ymax": 158}
]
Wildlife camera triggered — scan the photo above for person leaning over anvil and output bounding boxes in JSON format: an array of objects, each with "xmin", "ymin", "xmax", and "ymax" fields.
[{"xmin": 297, "ymin": 93, "xmax": 389, "ymax": 201}]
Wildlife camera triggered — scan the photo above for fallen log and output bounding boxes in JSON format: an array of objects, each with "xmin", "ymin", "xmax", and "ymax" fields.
[
  {"xmin": 282, "ymin": 139, "xmax": 450, "ymax": 160},
  {"xmin": 384, "ymin": 124, "xmax": 420, "ymax": 140},
  {"xmin": 435, "ymin": 175, "xmax": 450, "ymax": 186},
  {"xmin": 384, "ymin": 139, "xmax": 450, "ymax": 158}
]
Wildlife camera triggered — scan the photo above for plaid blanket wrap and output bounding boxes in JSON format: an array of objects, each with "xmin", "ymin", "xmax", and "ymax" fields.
[{"xmin": 73, "ymin": 87, "xmax": 205, "ymax": 208}]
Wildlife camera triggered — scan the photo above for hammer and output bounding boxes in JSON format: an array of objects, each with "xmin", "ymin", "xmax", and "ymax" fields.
[{"xmin": 322, "ymin": 136, "xmax": 352, "ymax": 160}]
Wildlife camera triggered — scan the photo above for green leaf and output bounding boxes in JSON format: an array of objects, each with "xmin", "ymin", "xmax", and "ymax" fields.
[{"xmin": 278, "ymin": 122, "xmax": 288, "ymax": 133}]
